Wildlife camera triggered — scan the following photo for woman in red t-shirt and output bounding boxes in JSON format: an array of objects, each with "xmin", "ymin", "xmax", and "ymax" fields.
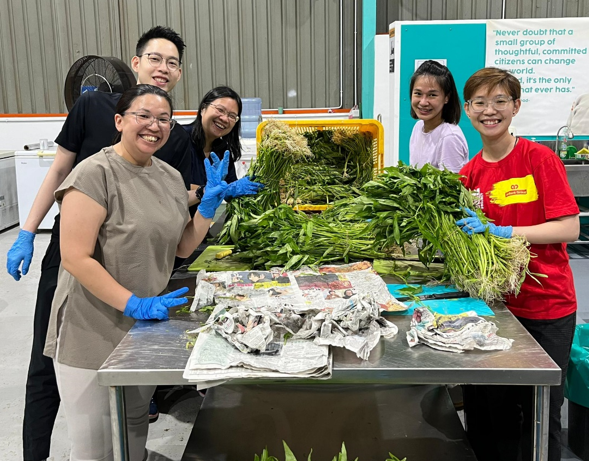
[{"xmin": 456, "ymin": 67, "xmax": 579, "ymax": 461}]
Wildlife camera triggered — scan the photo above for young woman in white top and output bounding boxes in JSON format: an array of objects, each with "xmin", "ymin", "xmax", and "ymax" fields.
[{"xmin": 409, "ymin": 60, "xmax": 469, "ymax": 173}]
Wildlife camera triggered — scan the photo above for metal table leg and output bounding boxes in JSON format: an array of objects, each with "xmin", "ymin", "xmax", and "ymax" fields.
[
  {"xmin": 109, "ymin": 385, "xmax": 130, "ymax": 461},
  {"xmin": 533, "ymin": 385, "xmax": 550, "ymax": 461}
]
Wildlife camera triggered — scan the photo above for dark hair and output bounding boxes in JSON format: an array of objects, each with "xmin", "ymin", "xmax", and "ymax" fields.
[
  {"xmin": 463, "ymin": 67, "xmax": 521, "ymax": 103},
  {"xmin": 136, "ymin": 26, "xmax": 186, "ymax": 63},
  {"xmin": 191, "ymin": 86, "xmax": 242, "ymax": 161},
  {"xmin": 113, "ymin": 84, "xmax": 173, "ymax": 142},
  {"xmin": 409, "ymin": 60, "xmax": 461, "ymax": 125}
]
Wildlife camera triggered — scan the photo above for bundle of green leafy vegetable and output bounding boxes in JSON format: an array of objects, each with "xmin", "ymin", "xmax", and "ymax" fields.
[
  {"xmin": 218, "ymin": 121, "xmax": 385, "ymax": 267},
  {"xmin": 218, "ymin": 203, "xmax": 400, "ymax": 271},
  {"xmin": 340, "ymin": 163, "xmax": 532, "ymax": 303},
  {"xmin": 248, "ymin": 121, "xmax": 374, "ymax": 208},
  {"xmin": 251, "ymin": 441, "xmax": 406, "ymax": 461}
]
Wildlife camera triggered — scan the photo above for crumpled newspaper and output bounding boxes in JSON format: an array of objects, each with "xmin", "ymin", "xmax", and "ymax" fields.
[
  {"xmin": 193, "ymin": 294, "xmax": 398, "ymax": 360},
  {"xmin": 406, "ymin": 307, "xmax": 513, "ymax": 353},
  {"xmin": 191, "ymin": 262, "xmax": 400, "ymax": 359}
]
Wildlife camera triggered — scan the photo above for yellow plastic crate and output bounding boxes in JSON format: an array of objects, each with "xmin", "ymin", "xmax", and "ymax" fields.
[{"xmin": 255, "ymin": 119, "xmax": 385, "ymax": 211}]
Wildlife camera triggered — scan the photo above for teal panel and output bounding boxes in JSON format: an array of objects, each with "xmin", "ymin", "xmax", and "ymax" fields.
[
  {"xmin": 361, "ymin": 0, "xmax": 377, "ymax": 119},
  {"xmin": 398, "ymin": 23, "xmax": 487, "ymax": 165}
]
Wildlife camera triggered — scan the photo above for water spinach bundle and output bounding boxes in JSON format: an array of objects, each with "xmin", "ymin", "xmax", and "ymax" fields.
[
  {"xmin": 346, "ymin": 163, "xmax": 531, "ymax": 303},
  {"xmin": 219, "ymin": 204, "xmax": 396, "ymax": 270},
  {"xmin": 251, "ymin": 441, "xmax": 406, "ymax": 461},
  {"xmin": 249, "ymin": 121, "xmax": 374, "ymax": 208}
]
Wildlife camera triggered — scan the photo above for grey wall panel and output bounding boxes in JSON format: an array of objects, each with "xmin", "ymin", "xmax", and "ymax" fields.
[
  {"xmin": 1, "ymin": 0, "xmax": 349, "ymax": 113},
  {"xmin": 0, "ymin": 0, "xmax": 120, "ymax": 113},
  {"xmin": 376, "ymin": 0, "xmax": 588, "ymax": 32},
  {"xmin": 120, "ymin": 0, "xmax": 348, "ymax": 110},
  {"xmin": 3, "ymin": 0, "xmax": 587, "ymax": 113},
  {"xmin": 505, "ymin": 0, "xmax": 589, "ymax": 17}
]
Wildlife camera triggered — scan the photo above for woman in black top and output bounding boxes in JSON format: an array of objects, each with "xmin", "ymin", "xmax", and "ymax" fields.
[{"xmin": 184, "ymin": 86, "xmax": 263, "ymax": 200}]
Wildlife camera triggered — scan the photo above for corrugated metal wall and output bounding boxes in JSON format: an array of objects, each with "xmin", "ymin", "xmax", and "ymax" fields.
[
  {"xmin": 376, "ymin": 0, "xmax": 589, "ymax": 33},
  {"xmin": 0, "ymin": 0, "xmax": 353, "ymax": 113},
  {"xmin": 0, "ymin": 0, "xmax": 121, "ymax": 113},
  {"xmin": 118, "ymin": 0, "xmax": 352, "ymax": 111},
  {"xmin": 1, "ymin": 0, "xmax": 587, "ymax": 113}
]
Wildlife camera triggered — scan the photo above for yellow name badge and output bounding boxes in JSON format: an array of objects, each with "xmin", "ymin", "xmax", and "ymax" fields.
[{"xmin": 488, "ymin": 175, "xmax": 538, "ymax": 207}]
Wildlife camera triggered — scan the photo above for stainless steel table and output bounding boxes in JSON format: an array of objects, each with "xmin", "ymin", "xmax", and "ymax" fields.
[{"xmin": 98, "ymin": 276, "xmax": 560, "ymax": 461}]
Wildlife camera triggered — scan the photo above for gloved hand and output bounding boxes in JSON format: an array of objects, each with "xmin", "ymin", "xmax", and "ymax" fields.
[
  {"xmin": 209, "ymin": 150, "xmax": 230, "ymax": 181},
  {"xmin": 123, "ymin": 287, "xmax": 189, "ymax": 320},
  {"xmin": 197, "ymin": 151, "xmax": 230, "ymax": 219},
  {"xmin": 225, "ymin": 176, "xmax": 265, "ymax": 198},
  {"xmin": 456, "ymin": 208, "xmax": 513, "ymax": 238},
  {"xmin": 6, "ymin": 229, "xmax": 36, "ymax": 281}
]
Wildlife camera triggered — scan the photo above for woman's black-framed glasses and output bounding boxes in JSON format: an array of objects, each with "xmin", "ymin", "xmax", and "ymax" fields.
[
  {"xmin": 467, "ymin": 96, "xmax": 513, "ymax": 113},
  {"xmin": 137, "ymin": 52, "xmax": 181, "ymax": 71},
  {"xmin": 208, "ymin": 103, "xmax": 240, "ymax": 123},
  {"xmin": 124, "ymin": 111, "xmax": 176, "ymax": 130}
]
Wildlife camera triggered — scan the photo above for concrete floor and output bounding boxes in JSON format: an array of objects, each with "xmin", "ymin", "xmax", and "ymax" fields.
[{"xmin": 1, "ymin": 225, "xmax": 588, "ymax": 460}]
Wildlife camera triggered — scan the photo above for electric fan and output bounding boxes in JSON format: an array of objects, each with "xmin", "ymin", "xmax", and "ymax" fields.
[{"xmin": 63, "ymin": 55, "xmax": 135, "ymax": 111}]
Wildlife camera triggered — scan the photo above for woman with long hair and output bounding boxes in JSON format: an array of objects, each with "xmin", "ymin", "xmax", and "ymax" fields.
[
  {"xmin": 185, "ymin": 86, "xmax": 263, "ymax": 205},
  {"xmin": 409, "ymin": 60, "xmax": 468, "ymax": 172}
]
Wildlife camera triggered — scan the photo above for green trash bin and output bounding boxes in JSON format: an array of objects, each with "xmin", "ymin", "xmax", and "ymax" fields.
[{"xmin": 565, "ymin": 323, "xmax": 589, "ymax": 460}]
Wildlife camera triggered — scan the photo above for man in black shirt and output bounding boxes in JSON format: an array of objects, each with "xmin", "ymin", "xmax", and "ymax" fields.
[{"xmin": 6, "ymin": 26, "xmax": 190, "ymax": 461}]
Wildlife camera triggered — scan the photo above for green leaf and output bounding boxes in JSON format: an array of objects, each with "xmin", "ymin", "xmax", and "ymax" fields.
[
  {"xmin": 283, "ymin": 441, "xmax": 298, "ymax": 461},
  {"xmin": 340, "ymin": 442, "xmax": 348, "ymax": 461},
  {"xmin": 397, "ymin": 285, "xmax": 423, "ymax": 296},
  {"xmin": 284, "ymin": 254, "xmax": 303, "ymax": 271}
]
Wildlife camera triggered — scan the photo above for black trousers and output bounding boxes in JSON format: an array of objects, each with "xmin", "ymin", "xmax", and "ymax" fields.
[
  {"xmin": 463, "ymin": 312, "xmax": 577, "ymax": 461},
  {"xmin": 22, "ymin": 238, "xmax": 61, "ymax": 461}
]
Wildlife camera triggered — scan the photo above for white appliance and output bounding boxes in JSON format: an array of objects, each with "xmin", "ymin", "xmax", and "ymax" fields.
[
  {"xmin": 0, "ymin": 150, "xmax": 19, "ymax": 231},
  {"xmin": 237, "ymin": 138, "xmax": 257, "ymax": 178},
  {"xmin": 15, "ymin": 149, "xmax": 59, "ymax": 230}
]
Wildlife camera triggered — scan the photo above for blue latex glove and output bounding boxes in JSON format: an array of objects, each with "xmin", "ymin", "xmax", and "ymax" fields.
[
  {"xmin": 197, "ymin": 152, "xmax": 230, "ymax": 219},
  {"xmin": 456, "ymin": 208, "xmax": 513, "ymax": 238},
  {"xmin": 6, "ymin": 229, "xmax": 36, "ymax": 281},
  {"xmin": 123, "ymin": 287, "xmax": 189, "ymax": 320},
  {"xmin": 209, "ymin": 150, "xmax": 230, "ymax": 181},
  {"xmin": 225, "ymin": 176, "xmax": 265, "ymax": 198}
]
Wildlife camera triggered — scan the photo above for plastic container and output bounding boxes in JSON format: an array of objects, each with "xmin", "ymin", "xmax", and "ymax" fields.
[
  {"xmin": 240, "ymin": 97, "xmax": 262, "ymax": 138},
  {"xmin": 255, "ymin": 119, "xmax": 385, "ymax": 211},
  {"xmin": 565, "ymin": 323, "xmax": 589, "ymax": 460},
  {"xmin": 559, "ymin": 141, "xmax": 569, "ymax": 159}
]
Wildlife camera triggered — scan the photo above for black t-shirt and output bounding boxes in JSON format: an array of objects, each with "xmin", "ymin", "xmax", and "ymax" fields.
[
  {"xmin": 55, "ymin": 91, "xmax": 191, "ymax": 188},
  {"xmin": 52, "ymin": 91, "xmax": 191, "ymax": 236}
]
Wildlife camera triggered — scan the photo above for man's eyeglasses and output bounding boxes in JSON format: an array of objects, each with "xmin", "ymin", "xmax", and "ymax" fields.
[
  {"xmin": 137, "ymin": 53, "xmax": 181, "ymax": 71},
  {"xmin": 123, "ymin": 111, "xmax": 176, "ymax": 130},
  {"xmin": 467, "ymin": 96, "xmax": 514, "ymax": 113},
  {"xmin": 209, "ymin": 103, "xmax": 240, "ymax": 123}
]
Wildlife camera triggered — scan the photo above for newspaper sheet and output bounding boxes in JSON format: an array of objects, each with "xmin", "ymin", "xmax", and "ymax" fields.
[
  {"xmin": 183, "ymin": 262, "xmax": 402, "ymax": 384},
  {"xmin": 183, "ymin": 331, "xmax": 331, "ymax": 387},
  {"xmin": 407, "ymin": 307, "xmax": 513, "ymax": 353}
]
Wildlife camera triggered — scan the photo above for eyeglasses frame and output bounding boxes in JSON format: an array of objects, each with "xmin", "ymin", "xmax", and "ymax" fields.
[
  {"xmin": 467, "ymin": 96, "xmax": 515, "ymax": 113},
  {"xmin": 137, "ymin": 52, "xmax": 181, "ymax": 71},
  {"xmin": 208, "ymin": 102, "xmax": 240, "ymax": 123},
  {"xmin": 123, "ymin": 111, "xmax": 177, "ymax": 130}
]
